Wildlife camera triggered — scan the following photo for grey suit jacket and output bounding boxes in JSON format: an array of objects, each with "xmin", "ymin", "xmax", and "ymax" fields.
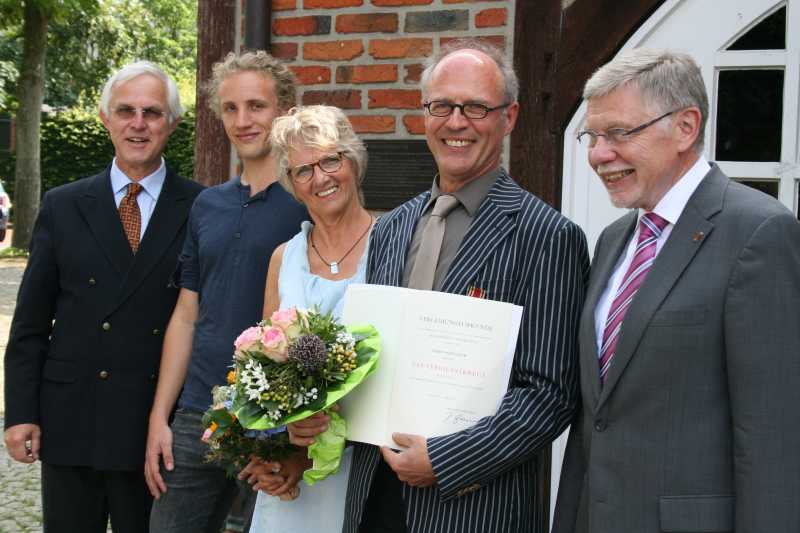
[
  {"xmin": 344, "ymin": 171, "xmax": 589, "ymax": 533},
  {"xmin": 553, "ymin": 165, "xmax": 800, "ymax": 533}
]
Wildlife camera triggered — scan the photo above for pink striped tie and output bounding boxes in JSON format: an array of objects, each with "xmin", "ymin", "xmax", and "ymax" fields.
[{"xmin": 599, "ymin": 213, "xmax": 668, "ymax": 382}]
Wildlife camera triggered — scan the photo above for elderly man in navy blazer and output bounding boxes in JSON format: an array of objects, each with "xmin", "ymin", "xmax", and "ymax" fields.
[
  {"xmin": 3, "ymin": 62, "xmax": 202, "ymax": 532},
  {"xmin": 553, "ymin": 49, "xmax": 800, "ymax": 533},
  {"xmin": 289, "ymin": 39, "xmax": 589, "ymax": 533}
]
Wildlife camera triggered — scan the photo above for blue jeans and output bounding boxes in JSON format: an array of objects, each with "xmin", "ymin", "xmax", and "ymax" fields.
[{"xmin": 149, "ymin": 409, "xmax": 239, "ymax": 533}]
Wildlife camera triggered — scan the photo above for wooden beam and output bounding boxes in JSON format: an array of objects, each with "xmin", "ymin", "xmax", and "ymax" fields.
[
  {"xmin": 193, "ymin": 0, "xmax": 236, "ymax": 186},
  {"xmin": 511, "ymin": 0, "xmax": 666, "ymax": 210}
]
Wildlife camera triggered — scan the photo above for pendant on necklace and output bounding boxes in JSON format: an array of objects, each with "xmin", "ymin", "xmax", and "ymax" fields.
[{"xmin": 330, "ymin": 261, "xmax": 339, "ymax": 274}]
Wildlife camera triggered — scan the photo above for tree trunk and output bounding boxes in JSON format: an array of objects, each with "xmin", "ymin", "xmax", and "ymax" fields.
[
  {"xmin": 12, "ymin": 2, "xmax": 48, "ymax": 250},
  {"xmin": 193, "ymin": 0, "xmax": 235, "ymax": 186}
]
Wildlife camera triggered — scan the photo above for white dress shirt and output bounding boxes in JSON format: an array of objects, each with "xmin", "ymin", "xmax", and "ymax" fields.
[
  {"xmin": 594, "ymin": 156, "xmax": 711, "ymax": 355},
  {"xmin": 110, "ymin": 158, "xmax": 166, "ymax": 240}
]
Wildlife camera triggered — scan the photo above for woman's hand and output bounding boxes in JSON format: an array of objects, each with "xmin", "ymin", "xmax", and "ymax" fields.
[
  {"xmin": 286, "ymin": 412, "xmax": 330, "ymax": 447},
  {"xmin": 263, "ymin": 449, "xmax": 312, "ymax": 498},
  {"xmin": 238, "ymin": 457, "xmax": 284, "ymax": 493}
]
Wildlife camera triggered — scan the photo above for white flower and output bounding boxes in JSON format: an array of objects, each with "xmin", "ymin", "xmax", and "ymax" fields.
[{"xmin": 336, "ymin": 332, "xmax": 355, "ymax": 349}]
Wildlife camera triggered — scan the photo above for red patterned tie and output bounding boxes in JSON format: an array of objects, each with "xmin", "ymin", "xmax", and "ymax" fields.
[
  {"xmin": 119, "ymin": 182, "xmax": 143, "ymax": 253},
  {"xmin": 599, "ymin": 213, "xmax": 668, "ymax": 382}
]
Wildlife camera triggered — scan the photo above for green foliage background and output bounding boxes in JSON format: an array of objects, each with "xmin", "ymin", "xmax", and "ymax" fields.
[
  {"xmin": 1, "ymin": 0, "xmax": 197, "ymax": 113},
  {"xmin": 0, "ymin": 110, "xmax": 196, "ymax": 198}
]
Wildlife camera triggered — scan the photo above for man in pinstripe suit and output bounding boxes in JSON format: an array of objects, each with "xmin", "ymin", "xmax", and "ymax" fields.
[{"xmin": 289, "ymin": 39, "xmax": 589, "ymax": 533}]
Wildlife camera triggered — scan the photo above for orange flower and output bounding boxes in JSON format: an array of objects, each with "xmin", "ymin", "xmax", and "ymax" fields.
[
  {"xmin": 210, "ymin": 421, "xmax": 218, "ymax": 433},
  {"xmin": 227, "ymin": 370, "xmax": 236, "ymax": 384}
]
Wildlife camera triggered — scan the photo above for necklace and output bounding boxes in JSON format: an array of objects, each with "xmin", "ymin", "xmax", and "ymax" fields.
[{"xmin": 310, "ymin": 215, "xmax": 373, "ymax": 275}]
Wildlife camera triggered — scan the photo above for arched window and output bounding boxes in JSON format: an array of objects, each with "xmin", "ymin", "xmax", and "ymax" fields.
[{"xmin": 714, "ymin": 3, "xmax": 798, "ymax": 210}]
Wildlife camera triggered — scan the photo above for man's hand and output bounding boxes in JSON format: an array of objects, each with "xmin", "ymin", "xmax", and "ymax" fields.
[
  {"xmin": 4, "ymin": 424, "xmax": 41, "ymax": 463},
  {"xmin": 287, "ymin": 412, "xmax": 329, "ymax": 447},
  {"xmin": 381, "ymin": 432, "xmax": 436, "ymax": 487},
  {"xmin": 144, "ymin": 418, "xmax": 174, "ymax": 499}
]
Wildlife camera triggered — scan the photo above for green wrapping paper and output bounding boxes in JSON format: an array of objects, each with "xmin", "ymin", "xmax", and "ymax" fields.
[
  {"xmin": 303, "ymin": 409, "xmax": 347, "ymax": 485},
  {"xmin": 235, "ymin": 324, "xmax": 381, "ymax": 483}
]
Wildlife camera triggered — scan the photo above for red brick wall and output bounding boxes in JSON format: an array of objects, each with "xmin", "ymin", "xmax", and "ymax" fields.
[{"xmin": 265, "ymin": 0, "xmax": 513, "ymax": 138}]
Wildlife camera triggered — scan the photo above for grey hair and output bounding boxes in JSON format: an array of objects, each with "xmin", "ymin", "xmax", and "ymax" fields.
[
  {"xmin": 206, "ymin": 50, "xmax": 297, "ymax": 118},
  {"xmin": 99, "ymin": 61, "xmax": 183, "ymax": 125},
  {"xmin": 269, "ymin": 105, "xmax": 367, "ymax": 203},
  {"xmin": 420, "ymin": 38, "xmax": 519, "ymax": 103},
  {"xmin": 583, "ymin": 48, "xmax": 709, "ymax": 152}
]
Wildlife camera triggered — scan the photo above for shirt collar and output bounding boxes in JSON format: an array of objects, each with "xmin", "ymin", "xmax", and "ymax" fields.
[
  {"xmin": 640, "ymin": 155, "xmax": 710, "ymax": 226},
  {"xmin": 233, "ymin": 175, "xmax": 281, "ymax": 202},
  {"xmin": 110, "ymin": 157, "xmax": 167, "ymax": 200},
  {"xmin": 425, "ymin": 167, "xmax": 501, "ymax": 216}
]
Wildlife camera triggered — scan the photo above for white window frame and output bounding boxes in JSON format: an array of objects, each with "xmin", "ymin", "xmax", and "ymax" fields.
[{"xmin": 713, "ymin": 2, "xmax": 800, "ymax": 211}]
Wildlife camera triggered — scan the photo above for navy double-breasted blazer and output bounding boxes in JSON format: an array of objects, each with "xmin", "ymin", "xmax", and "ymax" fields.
[{"xmin": 4, "ymin": 166, "xmax": 203, "ymax": 470}]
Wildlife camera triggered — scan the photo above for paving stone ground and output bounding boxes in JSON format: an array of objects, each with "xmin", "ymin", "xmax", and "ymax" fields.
[{"xmin": 0, "ymin": 258, "xmax": 43, "ymax": 533}]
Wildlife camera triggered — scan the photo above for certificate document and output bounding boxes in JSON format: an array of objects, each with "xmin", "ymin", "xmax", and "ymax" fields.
[{"xmin": 340, "ymin": 284, "xmax": 522, "ymax": 449}]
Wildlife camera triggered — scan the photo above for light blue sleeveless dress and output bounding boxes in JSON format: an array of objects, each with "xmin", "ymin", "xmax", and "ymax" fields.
[{"xmin": 250, "ymin": 220, "xmax": 368, "ymax": 533}]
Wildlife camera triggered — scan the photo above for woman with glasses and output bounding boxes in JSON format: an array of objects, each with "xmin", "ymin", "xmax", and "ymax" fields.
[{"xmin": 245, "ymin": 105, "xmax": 373, "ymax": 533}]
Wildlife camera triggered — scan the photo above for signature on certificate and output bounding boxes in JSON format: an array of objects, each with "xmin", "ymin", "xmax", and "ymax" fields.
[{"xmin": 443, "ymin": 410, "xmax": 481, "ymax": 426}]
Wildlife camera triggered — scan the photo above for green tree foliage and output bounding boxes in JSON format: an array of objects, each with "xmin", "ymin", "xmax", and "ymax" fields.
[
  {"xmin": 0, "ymin": 109, "xmax": 196, "ymax": 197},
  {"xmin": 1, "ymin": 0, "xmax": 197, "ymax": 112}
]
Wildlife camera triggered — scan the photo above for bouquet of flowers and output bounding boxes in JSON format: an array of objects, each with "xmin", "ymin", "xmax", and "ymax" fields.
[
  {"xmin": 201, "ymin": 373, "xmax": 295, "ymax": 478},
  {"xmin": 202, "ymin": 307, "xmax": 380, "ymax": 485}
]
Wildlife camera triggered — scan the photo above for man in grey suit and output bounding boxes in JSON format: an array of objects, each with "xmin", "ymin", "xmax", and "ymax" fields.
[
  {"xmin": 289, "ymin": 40, "xmax": 589, "ymax": 532},
  {"xmin": 553, "ymin": 48, "xmax": 800, "ymax": 533}
]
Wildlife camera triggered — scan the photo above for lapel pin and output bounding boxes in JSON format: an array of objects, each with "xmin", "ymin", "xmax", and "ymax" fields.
[
  {"xmin": 467, "ymin": 286, "xmax": 487, "ymax": 299},
  {"xmin": 692, "ymin": 231, "xmax": 705, "ymax": 242}
]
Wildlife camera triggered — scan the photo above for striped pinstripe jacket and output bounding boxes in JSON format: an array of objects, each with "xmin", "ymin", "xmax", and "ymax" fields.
[{"xmin": 343, "ymin": 171, "xmax": 589, "ymax": 533}]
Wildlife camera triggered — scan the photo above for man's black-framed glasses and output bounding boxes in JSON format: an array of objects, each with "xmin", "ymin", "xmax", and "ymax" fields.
[
  {"xmin": 424, "ymin": 100, "xmax": 511, "ymax": 120},
  {"xmin": 113, "ymin": 105, "xmax": 167, "ymax": 123},
  {"xmin": 289, "ymin": 152, "xmax": 344, "ymax": 183},
  {"xmin": 576, "ymin": 110, "xmax": 678, "ymax": 148}
]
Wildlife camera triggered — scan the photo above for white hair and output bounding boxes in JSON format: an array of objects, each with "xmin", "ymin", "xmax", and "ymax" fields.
[{"xmin": 99, "ymin": 61, "xmax": 183, "ymax": 124}]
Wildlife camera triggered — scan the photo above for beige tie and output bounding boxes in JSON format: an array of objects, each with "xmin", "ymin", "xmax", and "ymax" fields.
[{"xmin": 408, "ymin": 194, "xmax": 460, "ymax": 290}]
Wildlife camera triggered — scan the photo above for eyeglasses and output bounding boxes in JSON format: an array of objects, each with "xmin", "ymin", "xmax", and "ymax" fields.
[
  {"xmin": 576, "ymin": 110, "xmax": 677, "ymax": 148},
  {"xmin": 113, "ymin": 105, "xmax": 167, "ymax": 123},
  {"xmin": 423, "ymin": 100, "xmax": 511, "ymax": 120},
  {"xmin": 289, "ymin": 152, "xmax": 344, "ymax": 183}
]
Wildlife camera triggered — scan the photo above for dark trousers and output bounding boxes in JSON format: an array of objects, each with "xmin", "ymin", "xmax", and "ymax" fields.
[
  {"xmin": 359, "ymin": 457, "xmax": 408, "ymax": 533},
  {"xmin": 148, "ymin": 409, "xmax": 239, "ymax": 533},
  {"xmin": 41, "ymin": 462, "xmax": 152, "ymax": 533}
]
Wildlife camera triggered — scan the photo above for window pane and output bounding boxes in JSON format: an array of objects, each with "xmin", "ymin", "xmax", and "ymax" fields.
[
  {"xmin": 734, "ymin": 178, "xmax": 779, "ymax": 199},
  {"xmin": 716, "ymin": 69, "xmax": 783, "ymax": 162},
  {"xmin": 727, "ymin": 6, "xmax": 785, "ymax": 50}
]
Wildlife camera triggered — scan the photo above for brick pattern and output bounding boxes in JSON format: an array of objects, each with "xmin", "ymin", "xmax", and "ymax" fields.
[{"xmin": 267, "ymin": 0, "xmax": 514, "ymax": 137}]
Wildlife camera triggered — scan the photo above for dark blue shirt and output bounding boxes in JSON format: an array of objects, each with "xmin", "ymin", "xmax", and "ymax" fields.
[{"xmin": 177, "ymin": 177, "xmax": 307, "ymax": 412}]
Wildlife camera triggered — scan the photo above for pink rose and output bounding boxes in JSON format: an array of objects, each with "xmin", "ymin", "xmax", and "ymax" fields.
[
  {"xmin": 262, "ymin": 326, "xmax": 289, "ymax": 363},
  {"xmin": 234, "ymin": 326, "xmax": 262, "ymax": 351},
  {"xmin": 201, "ymin": 427, "xmax": 213, "ymax": 443},
  {"xmin": 270, "ymin": 307, "xmax": 297, "ymax": 330},
  {"xmin": 270, "ymin": 307, "xmax": 305, "ymax": 340}
]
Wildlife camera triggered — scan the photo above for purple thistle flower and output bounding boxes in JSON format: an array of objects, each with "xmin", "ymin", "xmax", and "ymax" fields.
[{"xmin": 288, "ymin": 334, "xmax": 328, "ymax": 374}]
